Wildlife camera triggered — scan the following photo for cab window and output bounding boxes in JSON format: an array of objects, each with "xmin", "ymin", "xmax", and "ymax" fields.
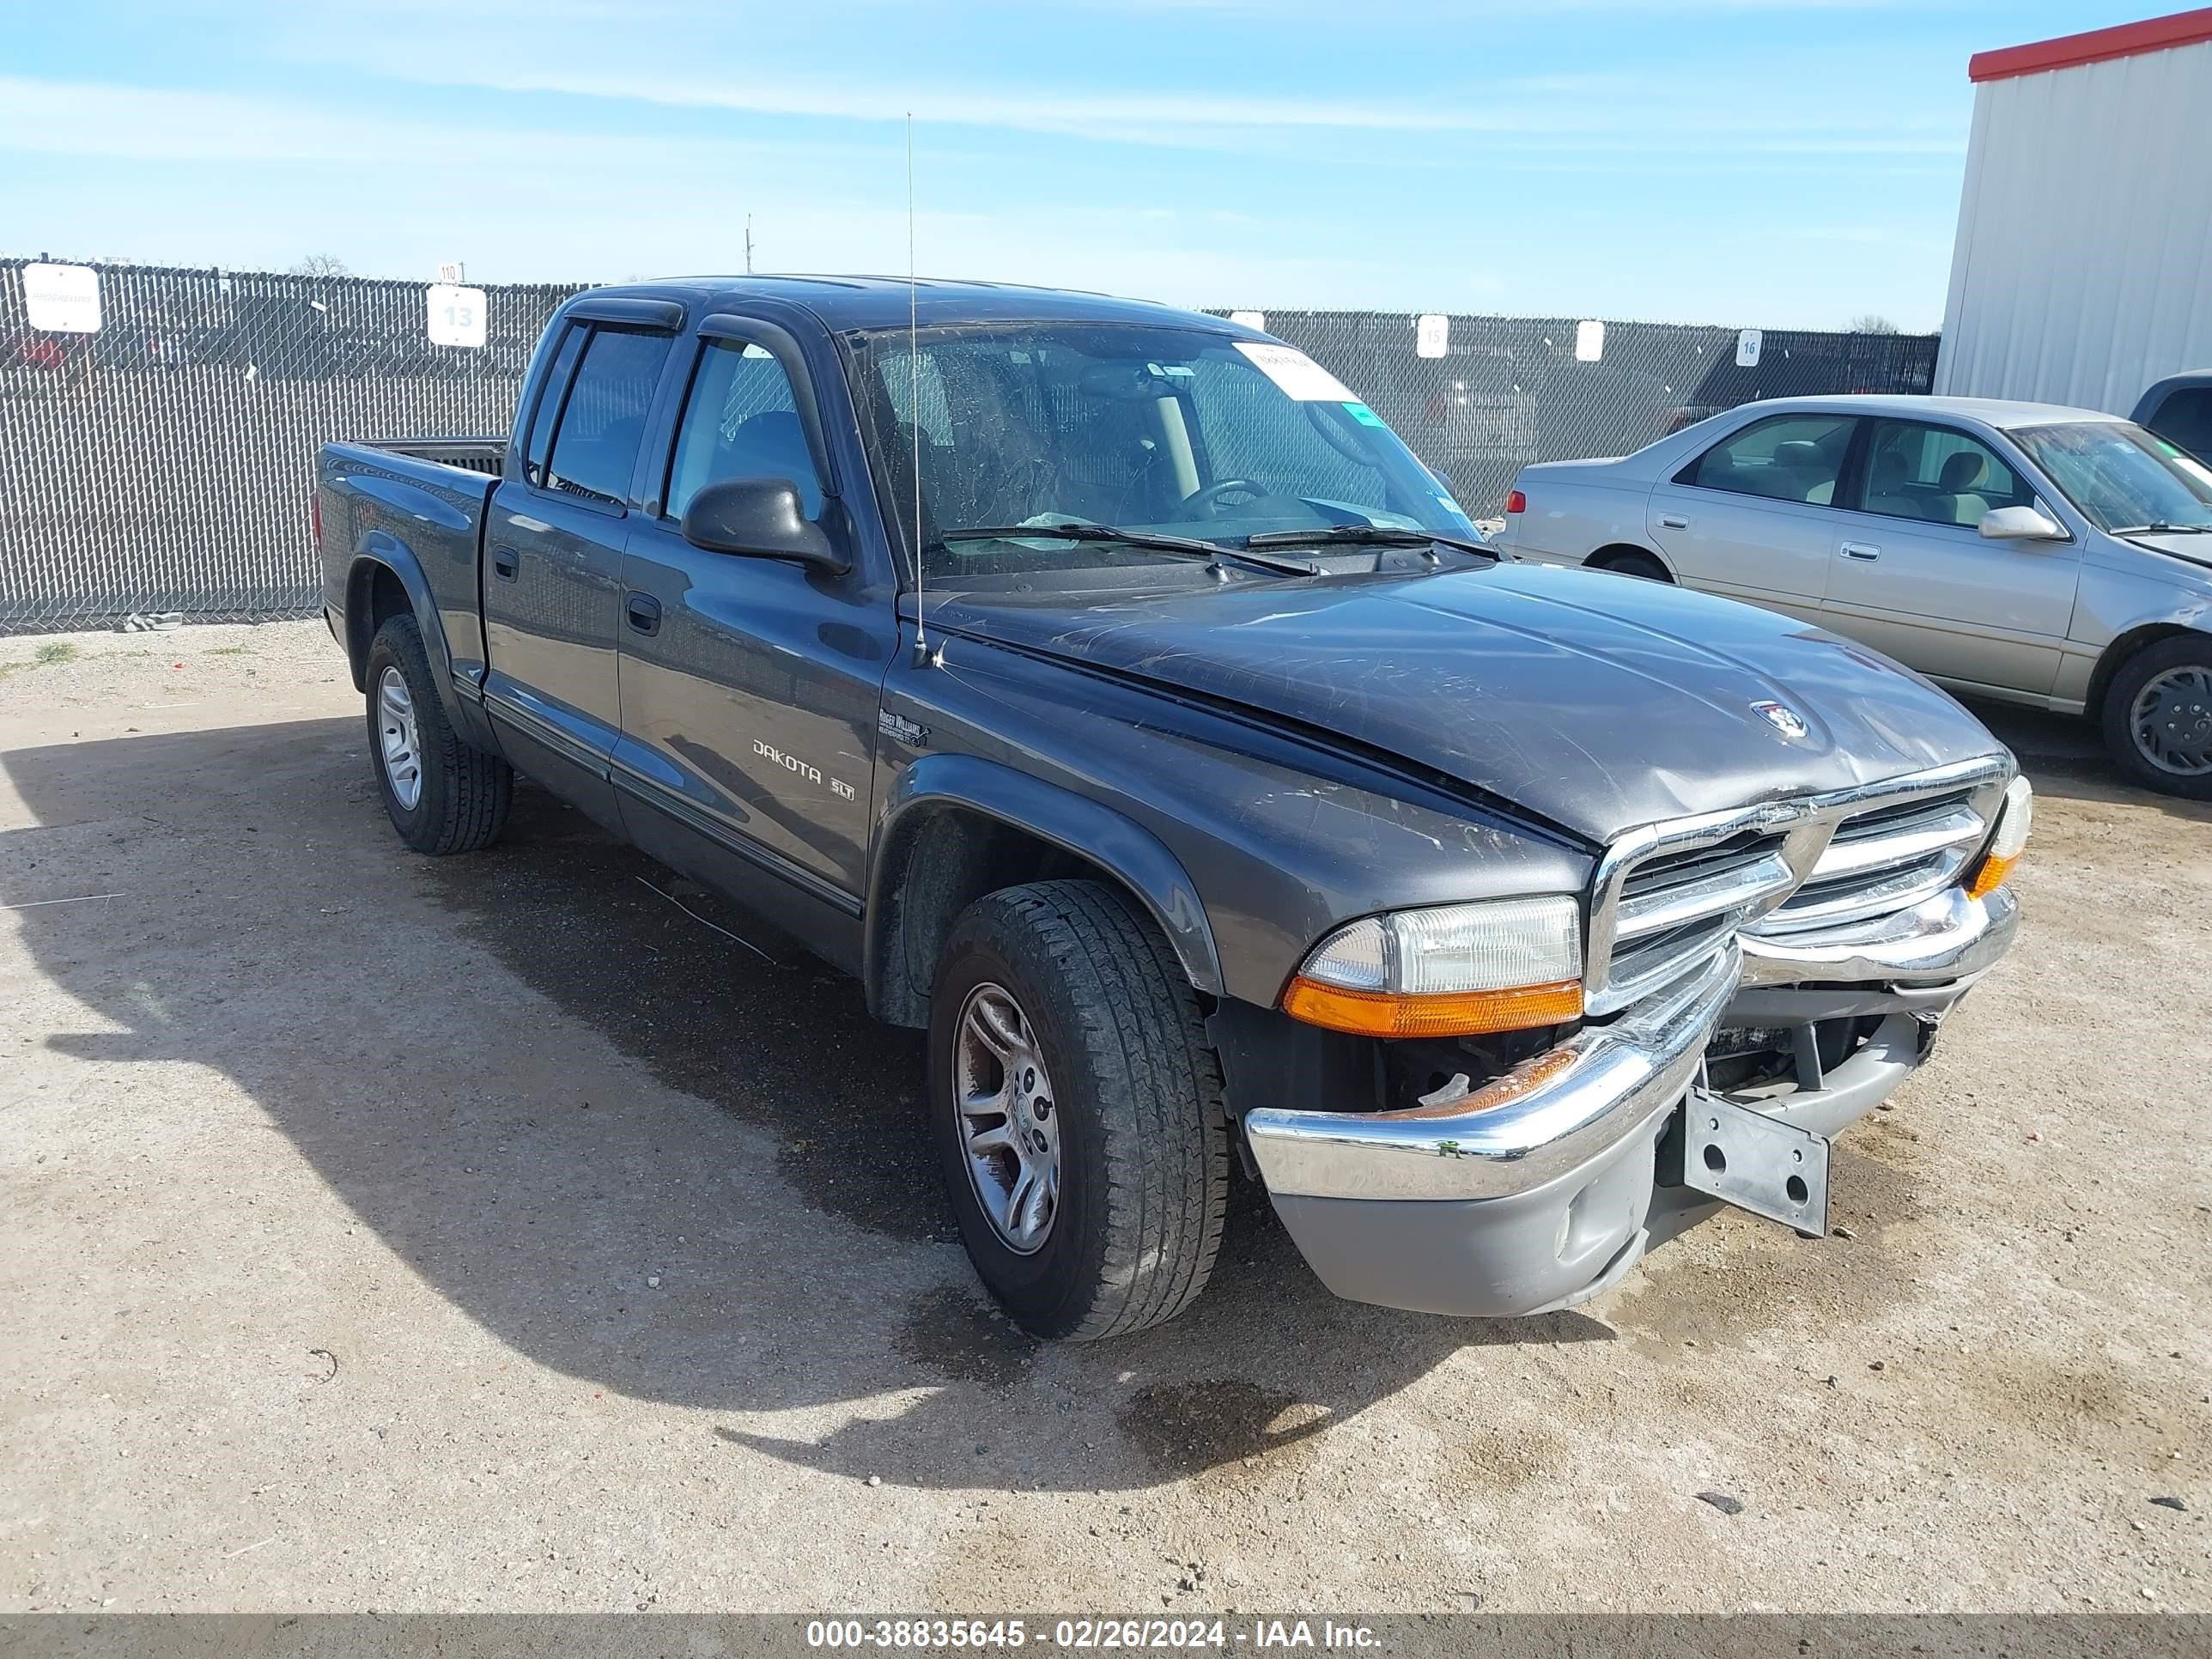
[
  {"xmin": 1852, "ymin": 421, "xmax": 2036, "ymax": 529},
  {"xmin": 1679, "ymin": 413, "xmax": 1855, "ymax": 507},
  {"xmin": 665, "ymin": 339, "xmax": 823, "ymax": 520}
]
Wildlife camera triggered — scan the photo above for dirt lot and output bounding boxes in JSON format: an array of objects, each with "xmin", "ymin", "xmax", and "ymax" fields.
[{"xmin": 1, "ymin": 620, "xmax": 2207, "ymax": 1615}]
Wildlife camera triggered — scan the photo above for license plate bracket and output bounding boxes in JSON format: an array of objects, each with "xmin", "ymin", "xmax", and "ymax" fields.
[{"xmin": 1674, "ymin": 1091, "xmax": 1831, "ymax": 1238}]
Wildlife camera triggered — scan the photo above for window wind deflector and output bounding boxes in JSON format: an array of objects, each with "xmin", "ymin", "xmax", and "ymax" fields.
[
  {"xmin": 1246, "ymin": 525, "xmax": 1498, "ymax": 560},
  {"xmin": 935, "ymin": 524, "xmax": 1318, "ymax": 577},
  {"xmin": 568, "ymin": 297, "xmax": 684, "ymax": 330}
]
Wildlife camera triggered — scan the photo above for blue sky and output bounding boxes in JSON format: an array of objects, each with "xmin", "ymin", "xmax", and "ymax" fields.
[{"xmin": 0, "ymin": 1, "xmax": 2148, "ymax": 328}]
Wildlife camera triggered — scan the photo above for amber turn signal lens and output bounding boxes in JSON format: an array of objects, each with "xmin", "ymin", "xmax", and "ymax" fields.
[
  {"xmin": 1280, "ymin": 975, "xmax": 1583, "ymax": 1038},
  {"xmin": 1966, "ymin": 851, "xmax": 2017, "ymax": 900}
]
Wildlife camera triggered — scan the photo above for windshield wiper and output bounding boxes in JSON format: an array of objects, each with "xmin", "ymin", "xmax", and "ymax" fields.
[
  {"xmin": 935, "ymin": 524, "xmax": 1318, "ymax": 577},
  {"xmin": 1245, "ymin": 525, "xmax": 1498, "ymax": 560},
  {"xmin": 2113, "ymin": 521, "xmax": 2212, "ymax": 535}
]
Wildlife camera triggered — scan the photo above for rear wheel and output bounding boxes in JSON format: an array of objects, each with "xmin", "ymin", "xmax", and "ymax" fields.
[
  {"xmin": 2100, "ymin": 635, "xmax": 2212, "ymax": 799},
  {"xmin": 364, "ymin": 616, "xmax": 514, "ymax": 853},
  {"xmin": 929, "ymin": 879, "xmax": 1228, "ymax": 1340},
  {"xmin": 1589, "ymin": 549, "xmax": 1672, "ymax": 582}
]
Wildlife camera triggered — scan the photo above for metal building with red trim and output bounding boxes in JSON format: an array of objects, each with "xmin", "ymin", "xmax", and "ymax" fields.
[{"xmin": 1934, "ymin": 9, "xmax": 2212, "ymax": 412}]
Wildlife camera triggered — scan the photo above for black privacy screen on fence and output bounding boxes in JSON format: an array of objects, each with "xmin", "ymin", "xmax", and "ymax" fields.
[{"xmin": 0, "ymin": 259, "xmax": 1937, "ymax": 635}]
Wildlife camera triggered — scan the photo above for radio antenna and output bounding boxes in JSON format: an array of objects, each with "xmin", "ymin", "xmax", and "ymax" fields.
[{"xmin": 907, "ymin": 112, "xmax": 933, "ymax": 669}]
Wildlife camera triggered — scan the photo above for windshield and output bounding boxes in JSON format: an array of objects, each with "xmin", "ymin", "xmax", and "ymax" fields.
[
  {"xmin": 853, "ymin": 322, "xmax": 1476, "ymax": 584},
  {"xmin": 2011, "ymin": 421, "xmax": 2212, "ymax": 533}
]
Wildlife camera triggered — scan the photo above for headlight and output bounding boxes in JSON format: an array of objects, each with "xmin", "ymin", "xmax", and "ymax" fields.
[
  {"xmin": 1966, "ymin": 775, "xmax": 2033, "ymax": 899},
  {"xmin": 1280, "ymin": 895, "xmax": 1583, "ymax": 1037}
]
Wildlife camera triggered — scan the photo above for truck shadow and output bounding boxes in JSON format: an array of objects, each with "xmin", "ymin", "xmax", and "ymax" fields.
[{"xmin": 3, "ymin": 715, "xmax": 1612, "ymax": 1494}]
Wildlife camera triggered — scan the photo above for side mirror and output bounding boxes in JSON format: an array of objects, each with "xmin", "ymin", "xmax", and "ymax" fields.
[
  {"xmin": 1979, "ymin": 504, "xmax": 2067, "ymax": 543},
  {"xmin": 680, "ymin": 477, "xmax": 849, "ymax": 575}
]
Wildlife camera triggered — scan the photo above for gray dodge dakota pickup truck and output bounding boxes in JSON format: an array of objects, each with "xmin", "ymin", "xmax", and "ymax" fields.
[{"xmin": 315, "ymin": 278, "xmax": 2029, "ymax": 1340}]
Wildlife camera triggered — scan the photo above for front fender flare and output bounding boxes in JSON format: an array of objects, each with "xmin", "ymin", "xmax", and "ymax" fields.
[{"xmin": 867, "ymin": 753, "xmax": 1225, "ymax": 1008}]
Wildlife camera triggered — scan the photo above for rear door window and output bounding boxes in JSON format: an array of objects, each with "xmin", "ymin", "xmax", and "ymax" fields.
[
  {"xmin": 522, "ymin": 324, "xmax": 587, "ymax": 487},
  {"xmin": 1679, "ymin": 413, "xmax": 1856, "ymax": 507},
  {"xmin": 1851, "ymin": 421, "xmax": 2036, "ymax": 529},
  {"xmin": 544, "ymin": 327, "xmax": 676, "ymax": 505}
]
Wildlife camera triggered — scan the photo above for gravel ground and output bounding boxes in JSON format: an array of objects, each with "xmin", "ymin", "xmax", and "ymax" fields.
[{"xmin": 1, "ymin": 620, "xmax": 2206, "ymax": 1615}]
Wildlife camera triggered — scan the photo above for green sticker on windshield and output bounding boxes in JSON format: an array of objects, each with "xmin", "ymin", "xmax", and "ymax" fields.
[{"xmin": 1342, "ymin": 401, "xmax": 1386, "ymax": 427}]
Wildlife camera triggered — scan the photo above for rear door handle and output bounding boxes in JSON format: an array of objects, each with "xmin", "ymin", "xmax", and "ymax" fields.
[
  {"xmin": 626, "ymin": 592, "xmax": 663, "ymax": 635},
  {"xmin": 1840, "ymin": 542, "xmax": 1881, "ymax": 562},
  {"xmin": 1659, "ymin": 514, "xmax": 1689, "ymax": 530},
  {"xmin": 491, "ymin": 546, "xmax": 519, "ymax": 580}
]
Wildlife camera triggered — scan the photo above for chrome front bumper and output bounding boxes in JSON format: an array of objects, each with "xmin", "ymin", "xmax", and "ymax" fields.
[
  {"xmin": 1737, "ymin": 881, "xmax": 2017, "ymax": 992},
  {"xmin": 1246, "ymin": 884, "xmax": 2018, "ymax": 1318}
]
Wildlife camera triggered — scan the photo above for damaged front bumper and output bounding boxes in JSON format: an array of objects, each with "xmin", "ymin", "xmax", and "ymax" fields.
[{"xmin": 1243, "ymin": 883, "xmax": 2018, "ymax": 1319}]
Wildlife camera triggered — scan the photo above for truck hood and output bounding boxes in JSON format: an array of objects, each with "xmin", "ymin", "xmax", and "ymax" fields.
[{"xmin": 934, "ymin": 562, "xmax": 2004, "ymax": 845}]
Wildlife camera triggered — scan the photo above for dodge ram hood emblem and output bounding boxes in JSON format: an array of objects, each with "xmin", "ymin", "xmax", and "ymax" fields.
[{"xmin": 1753, "ymin": 700, "xmax": 1810, "ymax": 739}]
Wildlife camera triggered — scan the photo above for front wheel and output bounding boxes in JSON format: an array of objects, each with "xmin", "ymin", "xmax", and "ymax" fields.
[
  {"xmin": 2100, "ymin": 635, "xmax": 2212, "ymax": 799},
  {"xmin": 929, "ymin": 880, "xmax": 1228, "ymax": 1340}
]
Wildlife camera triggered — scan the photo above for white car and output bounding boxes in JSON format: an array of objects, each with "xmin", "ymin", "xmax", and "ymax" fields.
[{"xmin": 1497, "ymin": 394, "xmax": 2212, "ymax": 797}]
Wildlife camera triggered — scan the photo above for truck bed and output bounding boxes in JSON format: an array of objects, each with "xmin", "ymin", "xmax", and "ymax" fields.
[
  {"xmin": 315, "ymin": 437, "xmax": 505, "ymax": 691},
  {"xmin": 354, "ymin": 435, "xmax": 509, "ymax": 477}
]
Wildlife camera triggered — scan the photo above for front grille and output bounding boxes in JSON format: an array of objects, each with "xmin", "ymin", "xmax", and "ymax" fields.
[
  {"xmin": 1587, "ymin": 763, "xmax": 2010, "ymax": 1016},
  {"xmin": 1754, "ymin": 788, "xmax": 1985, "ymax": 934},
  {"xmin": 1595, "ymin": 827, "xmax": 1797, "ymax": 1011}
]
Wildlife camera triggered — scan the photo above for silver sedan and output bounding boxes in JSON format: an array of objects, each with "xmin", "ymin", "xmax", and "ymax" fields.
[{"xmin": 1498, "ymin": 394, "xmax": 2212, "ymax": 797}]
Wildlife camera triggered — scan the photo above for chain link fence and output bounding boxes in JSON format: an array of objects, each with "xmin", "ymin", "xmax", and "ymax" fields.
[
  {"xmin": 0, "ymin": 259, "xmax": 582, "ymax": 635},
  {"xmin": 0, "ymin": 259, "xmax": 1936, "ymax": 635}
]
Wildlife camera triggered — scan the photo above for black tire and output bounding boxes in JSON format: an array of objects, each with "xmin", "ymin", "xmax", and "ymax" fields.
[
  {"xmin": 2100, "ymin": 634, "xmax": 2212, "ymax": 800},
  {"xmin": 1589, "ymin": 549, "xmax": 1672, "ymax": 582},
  {"xmin": 929, "ymin": 879, "xmax": 1228, "ymax": 1340},
  {"xmin": 363, "ymin": 615, "xmax": 514, "ymax": 854}
]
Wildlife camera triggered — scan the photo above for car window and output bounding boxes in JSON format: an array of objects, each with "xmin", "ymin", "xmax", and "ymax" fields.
[
  {"xmin": 857, "ymin": 323, "xmax": 1468, "ymax": 583},
  {"xmin": 522, "ymin": 324, "xmax": 587, "ymax": 487},
  {"xmin": 2147, "ymin": 388, "xmax": 2212, "ymax": 463},
  {"xmin": 2012, "ymin": 421, "xmax": 2212, "ymax": 533},
  {"xmin": 665, "ymin": 339, "xmax": 823, "ymax": 521},
  {"xmin": 544, "ymin": 326, "xmax": 675, "ymax": 505},
  {"xmin": 1680, "ymin": 414, "xmax": 1855, "ymax": 507},
  {"xmin": 1855, "ymin": 421, "xmax": 2035, "ymax": 529}
]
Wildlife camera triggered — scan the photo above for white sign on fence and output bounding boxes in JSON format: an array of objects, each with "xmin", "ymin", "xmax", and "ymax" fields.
[
  {"xmin": 427, "ymin": 283, "xmax": 488, "ymax": 349},
  {"xmin": 1574, "ymin": 319, "xmax": 1605, "ymax": 362},
  {"xmin": 24, "ymin": 263, "xmax": 102, "ymax": 333},
  {"xmin": 1229, "ymin": 310, "xmax": 1266, "ymax": 331},
  {"xmin": 1736, "ymin": 328, "xmax": 1763, "ymax": 368},
  {"xmin": 1415, "ymin": 313, "xmax": 1449, "ymax": 359},
  {"xmin": 436, "ymin": 260, "xmax": 466, "ymax": 285}
]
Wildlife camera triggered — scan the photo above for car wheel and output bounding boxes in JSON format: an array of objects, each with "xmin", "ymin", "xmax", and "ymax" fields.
[
  {"xmin": 2100, "ymin": 635, "xmax": 2212, "ymax": 800},
  {"xmin": 929, "ymin": 879, "xmax": 1228, "ymax": 1340},
  {"xmin": 1591, "ymin": 550, "xmax": 1672, "ymax": 582},
  {"xmin": 364, "ymin": 615, "xmax": 515, "ymax": 853}
]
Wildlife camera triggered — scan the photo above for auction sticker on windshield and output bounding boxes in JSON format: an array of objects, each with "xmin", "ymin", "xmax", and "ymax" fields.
[{"xmin": 1235, "ymin": 341, "xmax": 1357, "ymax": 402}]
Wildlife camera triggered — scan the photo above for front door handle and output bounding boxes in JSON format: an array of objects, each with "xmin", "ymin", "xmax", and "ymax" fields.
[
  {"xmin": 626, "ymin": 592, "xmax": 663, "ymax": 635},
  {"xmin": 1840, "ymin": 542, "xmax": 1881, "ymax": 562},
  {"xmin": 1659, "ymin": 514, "xmax": 1689, "ymax": 530},
  {"xmin": 491, "ymin": 546, "xmax": 519, "ymax": 580}
]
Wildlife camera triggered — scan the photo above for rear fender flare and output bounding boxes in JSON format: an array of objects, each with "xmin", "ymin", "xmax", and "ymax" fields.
[
  {"xmin": 866, "ymin": 753, "xmax": 1225, "ymax": 1014},
  {"xmin": 345, "ymin": 536, "xmax": 467, "ymax": 732}
]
